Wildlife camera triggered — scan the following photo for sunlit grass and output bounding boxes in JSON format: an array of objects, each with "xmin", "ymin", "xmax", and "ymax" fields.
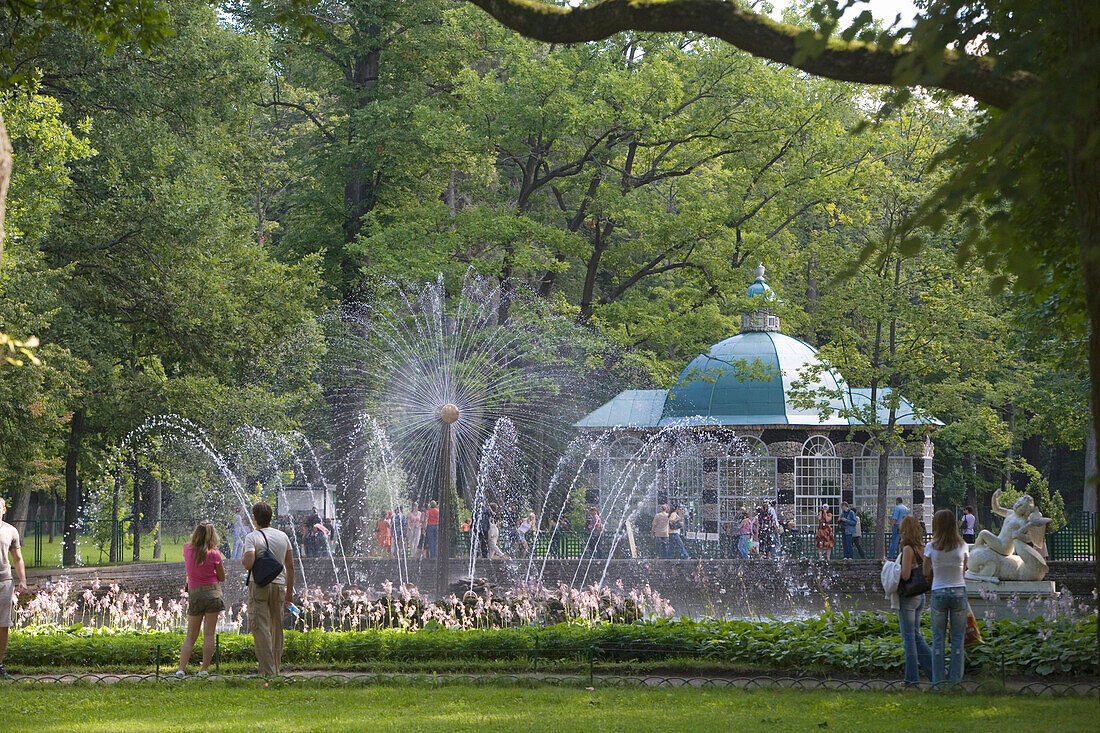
[{"xmin": 0, "ymin": 682, "xmax": 1096, "ymax": 732}]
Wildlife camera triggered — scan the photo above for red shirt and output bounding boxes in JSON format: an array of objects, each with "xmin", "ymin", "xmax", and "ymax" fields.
[
  {"xmin": 426, "ymin": 507, "xmax": 440, "ymax": 525},
  {"xmin": 183, "ymin": 544, "xmax": 222, "ymax": 589}
]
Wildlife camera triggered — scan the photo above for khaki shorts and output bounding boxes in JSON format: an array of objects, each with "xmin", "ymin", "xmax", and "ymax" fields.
[
  {"xmin": 0, "ymin": 579, "xmax": 12, "ymax": 627},
  {"xmin": 187, "ymin": 584, "xmax": 225, "ymax": 616}
]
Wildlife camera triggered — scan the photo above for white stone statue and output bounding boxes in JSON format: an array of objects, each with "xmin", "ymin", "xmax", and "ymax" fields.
[{"xmin": 965, "ymin": 490, "xmax": 1052, "ymax": 583}]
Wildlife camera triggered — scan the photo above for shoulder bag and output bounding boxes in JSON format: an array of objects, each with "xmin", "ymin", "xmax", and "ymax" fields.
[
  {"xmin": 246, "ymin": 529, "xmax": 285, "ymax": 588},
  {"xmin": 897, "ymin": 551, "xmax": 931, "ymax": 597}
]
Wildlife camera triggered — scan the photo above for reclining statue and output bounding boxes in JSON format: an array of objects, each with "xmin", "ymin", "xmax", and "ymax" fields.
[{"xmin": 965, "ymin": 490, "xmax": 1052, "ymax": 583}]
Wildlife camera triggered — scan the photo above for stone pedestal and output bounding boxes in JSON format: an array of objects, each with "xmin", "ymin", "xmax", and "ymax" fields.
[{"xmin": 965, "ymin": 578, "xmax": 1059, "ymax": 620}]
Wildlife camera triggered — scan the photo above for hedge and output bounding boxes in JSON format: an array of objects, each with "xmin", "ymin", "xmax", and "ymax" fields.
[{"xmin": 7, "ymin": 612, "xmax": 1096, "ymax": 678}]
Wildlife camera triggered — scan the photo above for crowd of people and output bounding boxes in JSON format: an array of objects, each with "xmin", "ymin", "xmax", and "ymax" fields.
[{"xmin": 374, "ymin": 501, "xmax": 441, "ymax": 559}]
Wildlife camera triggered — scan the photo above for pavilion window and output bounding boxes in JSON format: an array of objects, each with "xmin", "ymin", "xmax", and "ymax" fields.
[{"xmin": 795, "ymin": 436, "xmax": 841, "ymax": 529}]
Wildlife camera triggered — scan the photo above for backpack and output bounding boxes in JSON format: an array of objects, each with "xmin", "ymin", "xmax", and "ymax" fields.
[{"xmin": 246, "ymin": 529, "xmax": 284, "ymax": 588}]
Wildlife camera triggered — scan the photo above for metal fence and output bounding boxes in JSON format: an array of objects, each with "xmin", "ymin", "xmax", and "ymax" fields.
[
  {"xmin": 1047, "ymin": 512, "xmax": 1096, "ymax": 562},
  {"xmin": 13, "ymin": 512, "xmax": 1096, "ymax": 568}
]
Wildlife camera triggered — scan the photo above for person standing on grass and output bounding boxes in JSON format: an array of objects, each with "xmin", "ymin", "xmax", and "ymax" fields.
[
  {"xmin": 407, "ymin": 502, "xmax": 423, "ymax": 560},
  {"xmin": 815, "ymin": 504, "xmax": 834, "ymax": 560},
  {"xmin": 890, "ymin": 497, "xmax": 911, "ymax": 558},
  {"xmin": 737, "ymin": 509, "xmax": 754, "ymax": 559},
  {"xmin": 376, "ymin": 510, "xmax": 392, "ymax": 557},
  {"xmin": 668, "ymin": 504, "xmax": 690, "ymax": 559},
  {"xmin": 651, "ymin": 504, "xmax": 670, "ymax": 559},
  {"xmin": 0, "ymin": 497, "xmax": 28, "ymax": 679},
  {"xmin": 228, "ymin": 505, "xmax": 250, "ymax": 561},
  {"xmin": 516, "ymin": 512, "xmax": 535, "ymax": 559},
  {"xmin": 425, "ymin": 501, "xmax": 440, "ymax": 558},
  {"xmin": 895, "ymin": 515, "xmax": 933, "ymax": 687},
  {"xmin": 585, "ymin": 505, "xmax": 604, "ymax": 559},
  {"xmin": 177, "ymin": 521, "xmax": 225, "ymax": 678},
  {"xmin": 924, "ymin": 509, "xmax": 969, "ymax": 687},
  {"xmin": 960, "ymin": 506, "xmax": 977, "ymax": 545},
  {"xmin": 839, "ymin": 502, "xmax": 857, "ymax": 559},
  {"xmin": 851, "ymin": 507, "xmax": 865, "ymax": 559},
  {"xmin": 242, "ymin": 502, "xmax": 295, "ymax": 676}
]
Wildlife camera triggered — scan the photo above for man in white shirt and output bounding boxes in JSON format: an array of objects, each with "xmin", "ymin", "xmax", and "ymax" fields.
[
  {"xmin": 651, "ymin": 505, "xmax": 670, "ymax": 559},
  {"xmin": 242, "ymin": 502, "xmax": 294, "ymax": 676},
  {"xmin": 0, "ymin": 497, "xmax": 28, "ymax": 679}
]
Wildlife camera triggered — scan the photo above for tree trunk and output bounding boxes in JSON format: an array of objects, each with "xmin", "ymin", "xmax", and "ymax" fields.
[
  {"xmin": 1065, "ymin": 0, "xmax": 1100, "ymax": 662},
  {"xmin": 131, "ymin": 456, "xmax": 142, "ymax": 562},
  {"xmin": 0, "ymin": 111, "xmax": 12, "ymax": 267},
  {"xmin": 109, "ymin": 468, "xmax": 121, "ymax": 563},
  {"xmin": 10, "ymin": 485, "xmax": 30, "ymax": 542},
  {"xmin": 1084, "ymin": 423, "xmax": 1096, "ymax": 512},
  {"xmin": 325, "ymin": 305, "xmax": 371, "ymax": 554},
  {"xmin": 63, "ymin": 409, "xmax": 85, "ymax": 567},
  {"xmin": 1017, "ymin": 433, "xmax": 1042, "ymax": 492},
  {"xmin": 152, "ymin": 476, "xmax": 162, "ymax": 559}
]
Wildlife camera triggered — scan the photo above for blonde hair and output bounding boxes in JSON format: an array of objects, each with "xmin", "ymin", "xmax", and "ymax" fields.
[
  {"xmin": 898, "ymin": 515, "xmax": 924, "ymax": 555},
  {"xmin": 189, "ymin": 521, "xmax": 219, "ymax": 566},
  {"xmin": 931, "ymin": 509, "xmax": 963, "ymax": 552}
]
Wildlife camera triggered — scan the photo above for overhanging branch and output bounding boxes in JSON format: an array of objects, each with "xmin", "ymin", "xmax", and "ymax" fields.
[{"xmin": 465, "ymin": 0, "xmax": 1036, "ymax": 110}]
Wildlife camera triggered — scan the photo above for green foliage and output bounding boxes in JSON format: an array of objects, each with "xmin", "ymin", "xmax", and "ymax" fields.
[{"xmin": 8, "ymin": 612, "xmax": 1096, "ymax": 678}]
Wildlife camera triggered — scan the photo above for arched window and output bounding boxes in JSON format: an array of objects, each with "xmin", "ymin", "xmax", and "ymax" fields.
[
  {"xmin": 598, "ymin": 436, "xmax": 655, "ymax": 529},
  {"xmin": 854, "ymin": 443, "xmax": 913, "ymax": 530},
  {"xmin": 795, "ymin": 435, "xmax": 841, "ymax": 529},
  {"xmin": 718, "ymin": 437, "xmax": 777, "ymax": 535},
  {"xmin": 664, "ymin": 443, "xmax": 703, "ymax": 536}
]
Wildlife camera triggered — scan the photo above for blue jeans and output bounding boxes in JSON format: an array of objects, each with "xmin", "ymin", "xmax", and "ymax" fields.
[
  {"xmin": 930, "ymin": 587, "xmax": 967, "ymax": 685},
  {"xmin": 889, "ymin": 529, "xmax": 901, "ymax": 558},
  {"xmin": 426, "ymin": 524, "xmax": 439, "ymax": 559},
  {"xmin": 897, "ymin": 593, "xmax": 933, "ymax": 685},
  {"xmin": 668, "ymin": 533, "xmax": 689, "ymax": 559},
  {"xmin": 737, "ymin": 534, "xmax": 751, "ymax": 559},
  {"xmin": 654, "ymin": 537, "xmax": 668, "ymax": 559},
  {"xmin": 841, "ymin": 533, "xmax": 854, "ymax": 559}
]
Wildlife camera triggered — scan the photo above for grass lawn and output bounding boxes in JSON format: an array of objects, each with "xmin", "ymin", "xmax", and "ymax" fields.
[{"xmin": 0, "ymin": 682, "xmax": 1096, "ymax": 733}]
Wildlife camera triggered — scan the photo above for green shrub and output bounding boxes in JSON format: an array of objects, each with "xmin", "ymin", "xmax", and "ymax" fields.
[{"xmin": 7, "ymin": 613, "xmax": 1095, "ymax": 678}]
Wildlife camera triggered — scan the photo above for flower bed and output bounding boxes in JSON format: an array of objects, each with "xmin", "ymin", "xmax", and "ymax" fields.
[{"xmin": 7, "ymin": 612, "xmax": 1095, "ymax": 678}]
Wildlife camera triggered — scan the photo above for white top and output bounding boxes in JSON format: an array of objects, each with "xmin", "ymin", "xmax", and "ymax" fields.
[
  {"xmin": 244, "ymin": 527, "xmax": 292, "ymax": 586},
  {"xmin": 924, "ymin": 541, "xmax": 969, "ymax": 590}
]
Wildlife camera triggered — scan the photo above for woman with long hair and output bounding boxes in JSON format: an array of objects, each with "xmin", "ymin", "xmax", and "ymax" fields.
[
  {"xmin": 923, "ymin": 509, "xmax": 969, "ymax": 686},
  {"xmin": 896, "ymin": 514, "xmax": 933, "ymax": 686},
  {"xmin": 177, "ymin": 521, "xmax": 225, "ymax": 677},
  {"xmin": 815, "ymin": 504, "xmax": 834, "ymax": 560}
]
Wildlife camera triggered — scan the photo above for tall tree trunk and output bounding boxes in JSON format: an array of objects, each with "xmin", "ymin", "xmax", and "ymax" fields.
[
  {"xmin": 109, "ymin": 467, "xmax": 121, "ymax": 563},
  {"xmin": 0, "ymin": 111, "xmax": 12, "ymax": 267},
  {"xmin": 1084, "ymin": 422, "xmax": 1096, "ymax": 513},
  {"xmin": 63, "ymin": 409, "xmax": 85, "ymax": 567},
  {"xmin": 1017, "ymin": 433, "xmax": 1042, "ymax": 492},
  {"xmin": 152, "ymin": 476, "xmax": 162, "ymax": 559},
  {"xmin": 1066, "ymin": 0, "xmax": 1100, "ymax": 663},
  {"xmin": 11, "ymin": 485, "xmax": 30, "ymax": 541},
  {"xmin": 325, "ymin": 304, "xmax": 371, "ymax": 554},
  {"xmin": 131, "ymin": 455, "xmax": 142, "ymax": 562}
]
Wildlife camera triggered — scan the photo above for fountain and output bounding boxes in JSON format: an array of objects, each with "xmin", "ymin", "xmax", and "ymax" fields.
[{"xmin": 52, "ymin": 270, "xmax": 1004, "ymax": 622}]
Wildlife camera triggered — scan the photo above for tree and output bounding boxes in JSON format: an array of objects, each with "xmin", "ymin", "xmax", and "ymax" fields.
[
  {"xmin": 465, "ymin": 0, "xmax": 1100, "ymax": 657},
  {"xmin": 6, "ymin": 0, "xmax": 323, "ymax": 564}
]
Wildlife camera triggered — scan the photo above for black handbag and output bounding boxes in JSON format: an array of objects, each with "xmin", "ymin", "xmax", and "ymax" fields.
[
  {"xmin": 247, "ymin": 529, "xmax": 284, "ymax": 588},
  {"xmin": 897, "ymin": 562, "xmax": 932, "ymax": 598}
]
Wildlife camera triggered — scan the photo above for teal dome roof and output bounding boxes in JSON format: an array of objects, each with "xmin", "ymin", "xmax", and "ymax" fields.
[
  {"xmin": 746, "ymin": 264, "xmax": 776, "ymax": 300},
  {"xmin": 660, "ymin": 331, "xmax": 848, "ymax": 426}
]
